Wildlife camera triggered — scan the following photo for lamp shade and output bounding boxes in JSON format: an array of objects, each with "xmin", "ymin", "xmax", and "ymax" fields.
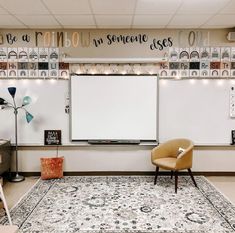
[
  {"xmin": 26, "ymin": 111, "xmax": 34, "ymax": 123},
  {"xmin": 22, "ymin": 96, "xmax": 32, "ymax": 106},
  {"xmin": 0, "ymin": 97, "xmax": 7, "ymax": 105},
  {"xmin": 8, "ymin": 87, "xmax": 16, "ymax": 98}
]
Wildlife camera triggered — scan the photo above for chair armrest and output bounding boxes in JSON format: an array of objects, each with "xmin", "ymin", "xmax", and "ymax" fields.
[{"xmin": 175, "ymin": 146, "xmax": 193, "ymax": 170}]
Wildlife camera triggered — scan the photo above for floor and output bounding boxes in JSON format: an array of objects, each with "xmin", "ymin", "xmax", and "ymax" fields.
[
  {"xmin": 3, "ymin": 177, "xmax": 39, "ymax": 209},
  {"xmin": 1, "ymin": 176, "xmax": 235, "ymax": 209},
  {"xmin": 206, "ymin": 176, "xmax": 235, "ymax": 204}
]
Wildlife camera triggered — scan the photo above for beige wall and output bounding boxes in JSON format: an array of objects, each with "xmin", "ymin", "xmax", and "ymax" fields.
[
  {"xmin": 1, "ymin": 29, "xmax": 234, "ymax": 58},
  {"xmin": 12, "ymin": 146, "xmax": 235, "ymax": 172}
]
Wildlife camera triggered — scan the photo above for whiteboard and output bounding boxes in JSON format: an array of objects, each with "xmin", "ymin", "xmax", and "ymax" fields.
[
  {"xmin": 71, "ymin": 75, "xmax": 158, "ymax": 141},
  {"xmin": 0, "ymin": 80, "xmax": 69, "ymax": 144},
  {"xmin": 159, "ymin": 79, "xmax": 235, "ymax": 145},
  {"xmin": 2, "ymin": 77, "xmax": 232, "ymax": 146}
]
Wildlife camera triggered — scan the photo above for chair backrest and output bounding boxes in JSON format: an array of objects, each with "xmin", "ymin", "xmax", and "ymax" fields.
[{"xmin": 167, "ymin": 138, "xmax": 193, "ymax": 148}]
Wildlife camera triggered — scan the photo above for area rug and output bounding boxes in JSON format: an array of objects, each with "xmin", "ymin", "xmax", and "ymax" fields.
[{"xmin": 1, "ymin": 176, "xmax": 235, "ymax": 233}]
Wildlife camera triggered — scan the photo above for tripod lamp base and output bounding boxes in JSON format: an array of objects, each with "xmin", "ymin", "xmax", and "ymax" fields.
[{"xmin": 9, "ymin": 173, "xmax": 25, "ymax": 182}]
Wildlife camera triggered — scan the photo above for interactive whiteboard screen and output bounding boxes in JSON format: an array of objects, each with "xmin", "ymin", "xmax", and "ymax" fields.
[{"xmin": 71, "ymin": 75, "xmax": 157, "ymax": 141}]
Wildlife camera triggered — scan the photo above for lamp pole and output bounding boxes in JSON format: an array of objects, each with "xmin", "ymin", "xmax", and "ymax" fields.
[
  {"xmin": 0, "ymin": 87, "xmax": 33, "ymax": 182},
  {"xmin": 10, "ymin": 103, "xmax": 25, "ymax": 182}
]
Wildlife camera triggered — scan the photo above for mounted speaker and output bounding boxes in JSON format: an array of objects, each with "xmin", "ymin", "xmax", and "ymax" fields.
[{"xmin": 227, "ymin": 32, "xmax": 235, "ymax": 41}]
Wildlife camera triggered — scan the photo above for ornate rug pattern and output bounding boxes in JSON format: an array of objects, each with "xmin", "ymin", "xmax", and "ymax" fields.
[{"xmin": 1, "ymin": 176, "xmax": 235, "ymax": 233}]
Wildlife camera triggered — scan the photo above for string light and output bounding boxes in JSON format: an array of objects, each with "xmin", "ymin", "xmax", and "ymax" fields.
[
  {"xmin": 8, "ymin": 80, "xmax": 15, "ymax": 85},
  {"xmin": 36, "ymin": 79, "xmax": 42, "ymax": 84},
  {"xmin": 202, "ymin": 79, "xmax": 209, "ymax": 85},
  {"xmin": 174, "ymin": 74, "xmax": 181, "ymax": 80},
  {"xmin": 4, "ymin": 64, "xmax": 235, "ymax": 78},
  {"xmin": 49, "ymin": 79, "xmax": 56, "ymax": 84},
  {"xmin": 22, "ymin": 79, "xmax": 28, "ymax": 86},
  {"xmin": 63, "ymin": 75, "xmax": 69, "ymax": 80},
  {"xmin": 76, "ymin": 69, "xmax": 81, "ymax": 74},
  {"xmin": 91, "ymin": 69, "xmax": 96, "ymax": 75},
  {"xmin": 217, "ymin": 80, "xmax": 224, "ymax": 86},
  {"xmin": 160, "ymin": 79, "xmax": 168, "ymax": 86}
]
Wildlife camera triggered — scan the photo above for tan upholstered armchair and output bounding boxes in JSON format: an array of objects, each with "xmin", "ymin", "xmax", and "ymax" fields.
[{"xmin": 151, "ymin": 138, "xmax": 197, "ymax": 193}]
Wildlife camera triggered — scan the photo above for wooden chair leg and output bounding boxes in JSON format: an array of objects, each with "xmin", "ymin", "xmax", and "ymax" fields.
[
  {"xmin": 188, "ymin": 168, "xmax": 198, "ymax": 187},
  {"xmin": 154, "ymin": 166, "xmax": 159, "ymax": 185},
  {"xmin": 171, "ymin": 170, "xmax": 173, "ymax": 179},
  {"xmin": 175, "ymin": 171, "xmax": 178, "ymax": 193}
]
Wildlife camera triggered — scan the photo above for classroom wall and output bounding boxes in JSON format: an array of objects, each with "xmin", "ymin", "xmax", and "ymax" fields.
[
  {"xmin": 13, "ymin": 146, "xmax": 235, "ymax": 172},
  {"xmin": 1, "ymin": 28, "xmax": 235, "ymax": 173}
]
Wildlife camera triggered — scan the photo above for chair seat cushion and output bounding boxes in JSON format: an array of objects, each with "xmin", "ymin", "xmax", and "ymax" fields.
[{"xmin": 152, "ymin": 157, "xmax": 177, "ymax": 170}]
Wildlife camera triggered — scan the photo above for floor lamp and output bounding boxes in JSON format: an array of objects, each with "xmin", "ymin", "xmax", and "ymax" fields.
[{"xmin": 0, "ymin": 87, "xmax": 33, "ymax": 182}]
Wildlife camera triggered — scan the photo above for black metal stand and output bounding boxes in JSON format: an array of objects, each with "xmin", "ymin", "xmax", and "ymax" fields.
[{"xmin": 9, "ymin": 105, "xmax": 25, "ymax": 182}]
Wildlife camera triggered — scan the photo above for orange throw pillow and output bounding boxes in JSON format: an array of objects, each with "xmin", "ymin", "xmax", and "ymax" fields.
[{"xmin": 40, "ymin": 157, "xmax": 64, "ymax": 180}]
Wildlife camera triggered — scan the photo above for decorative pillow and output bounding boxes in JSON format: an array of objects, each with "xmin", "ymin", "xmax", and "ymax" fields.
[
  {"xmin": 40, "ymin": 157, "xmax": 64, "ymax": 180},
  {"xmin": 177, "ymin": 147, "xmax": 186, "ymax": 159}
]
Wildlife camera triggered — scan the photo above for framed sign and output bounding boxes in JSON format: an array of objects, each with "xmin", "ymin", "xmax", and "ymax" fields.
[{"xmin": 44, "ymin": 130, "xmax": 61, "ymax": 145}]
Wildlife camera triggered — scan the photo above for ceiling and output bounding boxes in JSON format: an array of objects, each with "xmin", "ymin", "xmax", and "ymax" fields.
[{"xmin": 0, "ymin": 0, "xmax": 235, "ymax": 29}]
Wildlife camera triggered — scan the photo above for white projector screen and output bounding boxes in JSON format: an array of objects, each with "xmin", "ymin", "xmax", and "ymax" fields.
[{"xmin": 70, "ymin": 75, "xmax": 157, "ymax": 141}]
